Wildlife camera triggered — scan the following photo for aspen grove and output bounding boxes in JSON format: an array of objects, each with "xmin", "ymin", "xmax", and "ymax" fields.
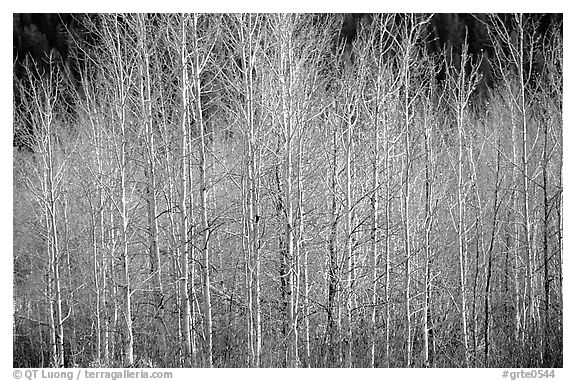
[{"xmin": 13, "ymin": 13, "xmax": 562, "ymax": 368}]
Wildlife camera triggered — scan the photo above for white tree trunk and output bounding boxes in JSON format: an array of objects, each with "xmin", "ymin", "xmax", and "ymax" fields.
[{"xmin": 191, "ymin": 13, "xmax": 213, "ymax": 367}]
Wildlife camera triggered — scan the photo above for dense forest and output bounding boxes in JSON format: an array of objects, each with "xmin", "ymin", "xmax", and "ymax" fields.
[{"xmin": 13, "ymin": 13, "xmax": 562, "ymax": 368}]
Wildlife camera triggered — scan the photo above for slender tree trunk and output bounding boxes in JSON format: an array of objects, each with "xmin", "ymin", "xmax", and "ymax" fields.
[
  {"xmin": 302, "ymin": 239, "xmax": 311, "ymax": 367},
  {"xmin": 278, "ymin": 14, "xmax": 297, "ymax": 367},
  {"xmin": 275, "ymin": 166, "xmax": 288, "ymax": 365},
  {"xmin": 542, "ymin": 115, "xmax": 551, "ymax": 366},
  {"xmin": 370, "ymin": 121, "xmax": 379, "ymax": 369},
  {"xmin": 91, "ymin": 198, "xmax": 102, "ymax": 364},
  {"xmin": 326, "ymin": 122, "xmax": 339, "ymax": 366},
  {"xmin": 468, "ymin": 136, "xmax": 485, "ymax": 368},
  {"xmin": 369, "ymin": 56, "xmax": 382, "ymax": 368},
  {"xmin": 297, "ymin": 128, "xmax": 310, "ymax": 367},
  {"xmin": 423, "ymin": 112, "xmax": 432, "ymax": 368},
  {"xmin": 241, "ymin": 173, "xmax": 255, "ymax": 366},
  {"xmin": 484, "ymin": 146, "xmax": 502, "ymax": 366},
  {"xmin": 101, "ymin": 195, "xmax": 109, "ymax": 365},
  {"xmin": 178, "ymin": 14, "xmax": 193, "ymax": 367},
  {"xmin": 237, "ymin": 14, "xmax": 262, "ymax": 365},
  {"xmin": 190, "ymin": 14, "xmax": 213, "ymax": 367},
  {"xmin": 511, "ymin": 117, "xmax": 522, "ymax": 348},
  {"xmin": 36, "ymin": 303, "xmax": 45, "ymax": 367},
  {"xmin": 136, "ymin": 15, "xmax": 167, "ymax": 365},
  {"xmin": 517, "ymin": 15, "xmax": 534, "ymax": 351},
  {"xmin": 251, "ymin": 109, "xmax": 262, "ymax": 369},
  {"xmin": 108, "ymin": 209, "xmax": 117, "ymax": 362},
  {"xmin": 63, "ymin": 195, "xmax": 77, "ymax": 366},
  {"xmin": 106, "ymin": 15, "xmax": 135, "ymax": 366},
  {"xmin": 187, "ymin": 111, "xmax": 200, "ymax": 367},
  {"xmin": 344, "ymin": 101, "xmax": 354, "ymax": 368},
  {"xmin": 42, "ymin": 114, "xmax": 65, "ymax": 367},
  {"xmin": 51, "ymin": 197, "xmax": 65, "ymax": 368},
  {"xmin": 47, "ymin": 266, "xmax": 58, "ymax": 367},
  {"xmin": 242, "ymin": 192, "xmax": 255, "ymax": 366},
  {"xmin": 402, "ymin": 41, "xmax": 412, "ymax": 368},
  {"xmin": 43, "ymin": 191, "xmax": 58, "ymax": 367},
  {"xmin": 457, "ymin": 98, "xmax": 469, "ymax": 368},
  {"xmin": 93, "ymin": 103, "xmax": 110, "ymax": 366},
  {"xmin": 84, "ymin": 70, "xmax": 108, "ymax": 365},
  {"xmin": 119, "ymin": 132, "xmax": 133, "ymax": 367},
  {"xmin": 384, "ymin": 101, "xmax": 391, "ymax": 368}
]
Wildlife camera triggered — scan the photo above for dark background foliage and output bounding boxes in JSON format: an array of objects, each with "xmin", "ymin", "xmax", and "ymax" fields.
[
  {"xmin": 12, "ymin": 13, "xmax": 562, "ymax": 149},
  {"xmin": 13, "ymin": 13, "xmax": 562, "ymax": 101}
]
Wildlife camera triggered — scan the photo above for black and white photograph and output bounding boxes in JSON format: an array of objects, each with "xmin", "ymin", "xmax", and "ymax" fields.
[{"xmin": 11, "ymin": 7, "xmax": 565, "ymax": 374}]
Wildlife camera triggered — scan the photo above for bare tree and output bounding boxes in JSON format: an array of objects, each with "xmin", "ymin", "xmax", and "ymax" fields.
[
  {"xmin": 396, "ymin": 14, "xmax": 432, "ymax": 367},
  {"xmin": 444, "ymin": 32, "xmax": 482, "ymax": 367},
  {"xmin": 16, "ymin": 55, "xmax": 69, "ymax": 367},
  {"xmin": 132, "ymin": 14, "xmax": 168, "ymax": 365},
  {"xmin": 175, "ymin": 13, "xmax": 195, "ymax": 366},
  {"xmin": 189, "ymin": 13, "xmax": 216, "ymax": 367}
]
